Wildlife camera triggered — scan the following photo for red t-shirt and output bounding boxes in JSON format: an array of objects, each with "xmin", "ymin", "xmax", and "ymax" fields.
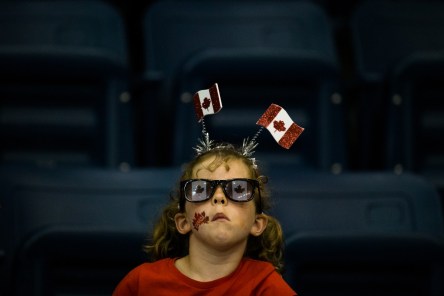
[{"xmin": 113, "ymin": 258, "xmax": 297, "ymax": 296}]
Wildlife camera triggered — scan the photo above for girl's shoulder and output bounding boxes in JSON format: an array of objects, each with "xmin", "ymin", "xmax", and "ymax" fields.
[
  {"xmin": 131, "ymin": 258, "xmax": 175, "ymax": 274},
  {"xmin": 241, "ymin": 258, "xmax": 276, "ymax": 271}
]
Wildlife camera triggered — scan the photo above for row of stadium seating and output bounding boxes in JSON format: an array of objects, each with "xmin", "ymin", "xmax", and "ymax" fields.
[
  {"xmin": 1, "ymin": 1, "xmax": 444, "ymax": 295},
  {"xmin": 1, "ymin": 1, "xmax": 443, "ymax": 173},
  {"xmin": 0, "ymin": 166, "xmax": 443, "ymax": 295}
]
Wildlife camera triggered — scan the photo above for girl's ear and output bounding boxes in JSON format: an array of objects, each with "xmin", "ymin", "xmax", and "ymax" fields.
[
  {"xmin": 175, "ymin": 212, "xmax": 192, "ymax": 234},
  {"xmin": 250, "ymin": 213, "xmax": 268, "ymax": 237}
]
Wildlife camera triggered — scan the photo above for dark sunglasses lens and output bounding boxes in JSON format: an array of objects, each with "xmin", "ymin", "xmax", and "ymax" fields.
[
  {"xmin": 185, "ymin": 180, "xmax": 211, "ymax": 201},
  {"xmin": 226, "ymin": 180, "xmax": 253, "ymax": 201}
]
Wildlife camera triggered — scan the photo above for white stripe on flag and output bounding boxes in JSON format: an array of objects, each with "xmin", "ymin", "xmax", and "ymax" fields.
[
  {"xmin": 193, "ymin": 83, "xmax": 222, "ymax": 122},
  {"xmin": 265, "ymin": 108, "xmax": 294, "ymax": 143},
  {"xmin": 257, "ymin": 103, "xmax": 304, "ymax": 149},
  {"xmin": 197, "ymin": 89, "xmax": 216, "ymax": 117}
]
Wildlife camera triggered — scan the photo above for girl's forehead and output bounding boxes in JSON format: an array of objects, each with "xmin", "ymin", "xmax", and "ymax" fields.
[{"xmin": 192, "ymin": 157, "xmax": 252, "ymax": 179}]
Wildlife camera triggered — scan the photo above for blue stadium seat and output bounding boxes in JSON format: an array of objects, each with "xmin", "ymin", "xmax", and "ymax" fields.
[
  {"xmin": 351, "ymin": 0, "xmax": 444, "ymax": 170},
  {"xmin": 387, "ymin": 52, "xmax": 444, "ymax": 200},
  {"xmin": 266, "ymin": 170, "xmax": 444, "ymax": 295},
  {"xmin": 0, "ymin": 1, "xmax": 133, "ymax": 169},
  {"xmin": 351, "ymin": 0, "xmax": 444, "ymax": 85},
  {"xmin": 142, "ymin": 1, "xmax": 347, "ymax": 172},
  {"xmin": 0, "ymin": 166, "xmax": 181, "ymax": 296},
  {"xmin": 2, "ymin": 168, "xmax": 443, "ymax": 295}
]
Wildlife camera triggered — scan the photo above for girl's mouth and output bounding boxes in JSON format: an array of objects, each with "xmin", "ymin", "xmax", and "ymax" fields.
[{"xmin": 212, "ymin": 213, "xmax": 230, "ymax": 221}]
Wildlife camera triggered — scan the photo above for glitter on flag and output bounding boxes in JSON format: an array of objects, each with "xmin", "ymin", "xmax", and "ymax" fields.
[
  {"xmin": 193, "ymin": 83, "xmax": 222, "ymax": 122},
  {"xmin": 256, "ymin": 103, "xmax": 304, "ymax": 149}
]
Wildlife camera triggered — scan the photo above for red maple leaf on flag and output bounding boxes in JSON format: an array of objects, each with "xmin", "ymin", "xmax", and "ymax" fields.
[
  {"xmin": 192, "ymin": 211, "xmax": 209, "ymax": 231},
  {"xmin": 202, "ymin": 97, "xmax": 211, "ymax": 110},
  {"xmin": 273, "ymin": 120, "xmax": 286, "ymax": 132}
]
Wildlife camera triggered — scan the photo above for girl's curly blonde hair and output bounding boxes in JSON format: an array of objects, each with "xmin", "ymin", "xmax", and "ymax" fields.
[{"xmin": 143, "ymin": 144, "xmax": 286, "ymax": 273}]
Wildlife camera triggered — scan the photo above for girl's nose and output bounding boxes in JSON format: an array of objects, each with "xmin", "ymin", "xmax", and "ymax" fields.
[{"xmin": 211, "ymin": 186, "xmax": 228, "ymax": 206}]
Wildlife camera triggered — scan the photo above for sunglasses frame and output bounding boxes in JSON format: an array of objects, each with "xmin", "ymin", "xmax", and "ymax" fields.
[{"xmin": 179, "ymin": 178, "xmax": 262, "ymax": 213}]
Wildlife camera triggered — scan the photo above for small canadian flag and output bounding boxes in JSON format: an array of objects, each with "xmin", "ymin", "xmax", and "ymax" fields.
[
  {"xmin": 256, "ymin": 104, "xmax": 304, "ymax": 149},
  {"xmin": 193, "ymin": 83, "xmax": 222, "ymax": 122}
]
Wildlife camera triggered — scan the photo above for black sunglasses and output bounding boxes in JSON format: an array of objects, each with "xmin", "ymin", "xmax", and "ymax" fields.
[{"xmin": 180, "ymin": 179, "xmax": 262, "ymax": 212}]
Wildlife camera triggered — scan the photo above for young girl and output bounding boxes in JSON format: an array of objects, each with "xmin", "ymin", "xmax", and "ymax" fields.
[{"xmin": 113, "ymin": 143, "xmax": 297, "ymax": 295}]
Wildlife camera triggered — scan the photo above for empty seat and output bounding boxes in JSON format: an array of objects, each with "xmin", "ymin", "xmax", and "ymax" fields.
[
  {"xmin": 0, "ymin": 1, "xmax": 133, "ymax": 169},
  {"xmin": 351, "ymin": 0, "xmax": 444, "ymax": 170},
  {"xmin": 141, "ymin": 1, "xmax": 347, "ymax": 172},
  {"xmin": 352, "ymin": 1, "xmax": 444, "ymax": 84},
  {"xmin": 0, "ymin": 166, "xmax": 181, "ymax": 296},
  {"xmin": 266, "ymin": 170, "xmax": 444, "ymax": 295},
  {"xmin": 387, "ymin": 52, "xmax": 444, "ymax": 202}
]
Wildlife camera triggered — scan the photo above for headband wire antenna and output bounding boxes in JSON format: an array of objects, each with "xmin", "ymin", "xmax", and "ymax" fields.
[
  {"xmin": 240, "ymin": 126, "xmax": 264, "ymax": 169},
  {"xmin": 201, "ymin": 116, "xmax": 208, "ymax": 136},
  {"xmin": 193, "ymin": 117, "xmax": 214, "ymax": 155},
  {"xmin": 241, "ymin": 126, "xmax": 263, "ymax": 158}
]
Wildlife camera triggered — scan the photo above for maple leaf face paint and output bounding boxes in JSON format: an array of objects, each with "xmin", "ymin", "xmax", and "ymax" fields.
[{"xmin": 192, "ymin": 211, "xmax": 209, "ymax": 231}]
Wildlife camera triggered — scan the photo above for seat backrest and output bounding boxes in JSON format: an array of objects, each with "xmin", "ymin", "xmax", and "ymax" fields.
[
  {"xmin": 387, "ymin": 52, "xmax": 444, "ymax": 177},
  {"xmin": 267, "ymin": 170, "xmax": 444, "ymax": 296},
  {"xmin": 284, "ymin": 232, "xmax": 444, "ymax": 296},
  {"xmin": 351, "ymin": 0, "xmax": 444, "ymax": 84},
  {"xmin": 0, "ymin": 1, "xmax": 132, "ymax": 169},
  {"xmin": 351, "ymin": 1, "xmax": 444, "ymax": 171},
  {"xmin": 269, "ymin": 171, "xmax": 444, "ymax": 237},
  {"xmin": 144, "ymin": 1, "xmax": 337, "ymax": 80},
  {"xmin": 0, "ymin": 166, "xmax": 180, "ymax": 296},
  {"xmin": 143, "ymin": 1, "xmax": 346, "ymax": 171}
]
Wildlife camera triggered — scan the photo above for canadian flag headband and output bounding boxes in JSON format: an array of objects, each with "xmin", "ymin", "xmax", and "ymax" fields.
[{"xmin": 192, "ymin": 83, "xmax": 304, "ymax": 166}]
